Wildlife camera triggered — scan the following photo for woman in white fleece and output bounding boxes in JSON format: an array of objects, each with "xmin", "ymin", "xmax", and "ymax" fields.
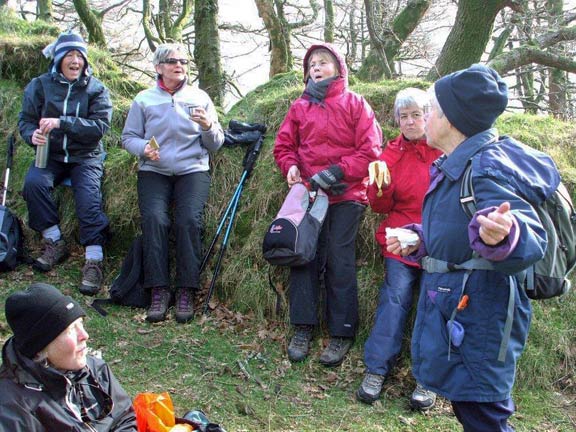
[{"xmin": 122, "ymin": 43, "xmax": 224, "ymax": 324}]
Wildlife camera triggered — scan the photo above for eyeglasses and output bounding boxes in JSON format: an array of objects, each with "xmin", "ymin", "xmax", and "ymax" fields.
[{"xmin": 161, "ymin": 58, "xmax": 189, "ymax": 65}]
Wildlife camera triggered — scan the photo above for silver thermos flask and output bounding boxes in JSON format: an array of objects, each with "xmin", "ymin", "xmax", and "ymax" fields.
[{"xmin": 35, "ymin": 133, "xmax": 50, "ymax": 168}]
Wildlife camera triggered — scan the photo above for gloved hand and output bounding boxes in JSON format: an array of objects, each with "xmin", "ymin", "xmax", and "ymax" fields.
[{"xmin": 310, "ymin": 165, "xmax": 347, "ymax": 195}]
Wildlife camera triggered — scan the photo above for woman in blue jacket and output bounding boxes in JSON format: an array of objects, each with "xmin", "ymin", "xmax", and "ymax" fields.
[
  {"xmin": 388, "ymin": 64, "xmax": 559, "ymax": 431},
  {"xmin": 18, "ymin": 31, "xmax": 112, "ymax": 295}
]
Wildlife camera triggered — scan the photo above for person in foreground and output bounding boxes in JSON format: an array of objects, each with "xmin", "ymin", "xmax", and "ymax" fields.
[
  {"xmin": 274, "ymin": 43, "xmax": 381, "ymax": 366},
  {"xmin": 122, "ymin": 43, "xmax": 224, "ymax": 323},
  {"xmin": 18, "ymin": 31, "xmax": 113, "ymax": 295},
  {"xmin": 356, "ymin": 88, "xmax": 441, "ymax": 409},
  {"xmin": 0, "ymin": 283, "xmax": 137, "ymax": 431},
  {"xmin": 387, "ymin": 64, "xmax": 560, "ymax": 431}
]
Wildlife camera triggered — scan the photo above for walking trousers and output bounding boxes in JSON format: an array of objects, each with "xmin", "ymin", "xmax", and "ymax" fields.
[
  {"xmin": 23, "ymin": 158, "xmax": 109, "ymax": 246},
  {"xmin": 137, "ymin": 170, "xmax": 210, "ymax": 291},
  {"xmin": 289, "ymin": 201, "xmax": 365, "ymax": 338}
]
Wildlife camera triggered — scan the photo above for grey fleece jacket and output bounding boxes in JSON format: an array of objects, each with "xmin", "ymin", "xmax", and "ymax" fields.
[{"xmin": 121, "ymin": 78, "xmax": 224, "ymax": 175}]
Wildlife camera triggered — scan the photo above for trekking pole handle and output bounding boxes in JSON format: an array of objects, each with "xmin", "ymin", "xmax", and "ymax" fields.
[
  {"xmin": 243, "ymin": 135, "xmax": 264, "ymax": 176},
  {"xmin": 6, "ymin": 133, "xmax": 15, "ymax": 170}
]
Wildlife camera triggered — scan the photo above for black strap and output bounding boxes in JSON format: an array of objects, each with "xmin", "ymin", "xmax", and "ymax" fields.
[{"xmin": 459, "ymin": 163, "xmax": 476, "ymax": 218}]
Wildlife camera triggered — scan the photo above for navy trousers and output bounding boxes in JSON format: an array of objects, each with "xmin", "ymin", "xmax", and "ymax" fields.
[
  {"xmin": 23, "ymin": 158, "xmax": 109, "ymax": 246},
  {"xmin": 452, "ymin": 399, "xmax": 515, "ymax": 432},
  {"xmin": 137, "ymin": 170, "xmax": 210, "ymax": 291},
  {"xmin": 363, "ymin": 258, "xmax": 421, "ymax": 376},
  {"xmin": 289, "ymin": 201, "xmax": 365, "ymax": 338}
]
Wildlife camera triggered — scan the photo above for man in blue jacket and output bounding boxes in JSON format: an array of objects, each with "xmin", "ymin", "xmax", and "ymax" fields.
[
  {"xmin": 18, "ymin": 31, "xmax": 112, "ymax": 295},
  {"xmin": 387, "ymin": 64, "xmax": 560, "ymax": 431}
]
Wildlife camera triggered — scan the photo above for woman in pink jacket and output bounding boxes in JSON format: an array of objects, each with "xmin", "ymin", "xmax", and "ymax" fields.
[
  {"xmin": 356, "ymin": 88, "xmax": 441, "ymax": 408},
  {"xmin": 274, "ymin": 43, "xmax": 381, "ymax": 367}
]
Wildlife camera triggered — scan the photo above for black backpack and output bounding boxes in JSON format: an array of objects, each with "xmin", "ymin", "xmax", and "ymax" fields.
[
  {"xmin": 460, "ymin": 163, "xmax": 576, "ymax": 299},
  {"xmin": 262, "ymin": 183, "xmax": 328, "ymax": 267},
  {"xmin": 1, "ymin": 134, "xmax": 24, "ymax": 272},
  {"xmin": 91, "ymin": 235, "xmax": 149, "ymax": 316},
  {"xmin": 0, "ymin": 205, "xmax": 23, "ymax": 272}
]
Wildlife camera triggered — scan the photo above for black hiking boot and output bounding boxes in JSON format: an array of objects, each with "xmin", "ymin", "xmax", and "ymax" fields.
[
  {"xmin": 287, "ymin": 325, "xmax": 313, "ymax": 362},
  {"xmin": 146, "ymin": 287, "xmax": 171, "ymax": 323}
]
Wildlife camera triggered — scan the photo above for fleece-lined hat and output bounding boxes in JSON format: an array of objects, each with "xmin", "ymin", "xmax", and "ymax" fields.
[
  {"xmin": 434, "ymin": 64, "xmax": 508, "ymax": 137},
  {"xmin": 5, "ymin": 283, "xmax": 86, "ymax": 358},
  {"xmin": 44, "ymin": 31, "xmax": 88, "ymax": 72}
]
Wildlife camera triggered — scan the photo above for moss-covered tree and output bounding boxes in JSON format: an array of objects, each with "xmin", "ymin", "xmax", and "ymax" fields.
[
  {"xmin": 37, "ymin": 0, "xmax": 53, "ymax": 22},
  {"xmin": 142, "ymin": 0, "xmax": 194, "ymax": 51},
  {"xmin": 194, "ymin": 0, "xmax": 224, "ymax": 106},
  {"xmin": 323, "ymin": 0, "xmax": 334, "ymax": 43},
  {"xmin": 254, "ymin": 0, "xmax": 319, "ymax": 77},
  {"xmin": 359, "ymin": 0, "xmax": 430, "ymax": 81}
]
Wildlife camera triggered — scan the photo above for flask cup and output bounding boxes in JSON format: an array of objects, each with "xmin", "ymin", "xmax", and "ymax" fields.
[{"xmin": 35, "ymin": 134, "xmax": 50, "ymax": 168}]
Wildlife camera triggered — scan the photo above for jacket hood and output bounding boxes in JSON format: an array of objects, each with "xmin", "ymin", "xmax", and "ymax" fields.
[{"xmin": 303, "ymin": 43, "xmax": 348, "ymax": 85}]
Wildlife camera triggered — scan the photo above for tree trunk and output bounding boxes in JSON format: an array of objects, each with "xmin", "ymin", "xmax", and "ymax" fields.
[
  {"xmin": 359, "ymin": 0, "xmax": 430, "ymax": 81},
  {"xmin": 323, "ymin": 0, "xmax": 334, "ymax": 43},
  {"xmin": 428, "ymin": 0, "xmax": 506, "ymax": 80},
  {"xmin": 142, "ymin": 0, "xmax": 193, "ymax": 49},
  {"xmin": 194, "ymin": 0, "xmax": 224, "ymax": 106},
  {"xmin": 73, "ymin": 0, "xmax": 107, "ymax": 47},
  {"xmin": 255, "ymin": 0, "xmax": 292, "ymax": 77},
  {"xmin": 36, "ymin": 0, "xmax": 53, "ymax": 22},
  {"xmin": 547, "ymin": 0, "xmax": 567, "ymax": 118}
]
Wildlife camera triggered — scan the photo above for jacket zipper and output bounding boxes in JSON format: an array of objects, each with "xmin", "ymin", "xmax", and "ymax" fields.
[{"xmin": 61, "ymin": 80, "xmax": 76, "ymax": 162}]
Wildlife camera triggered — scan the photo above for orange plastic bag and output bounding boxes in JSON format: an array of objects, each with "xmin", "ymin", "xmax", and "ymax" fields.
[{"xmin": 133, "ymin": 392, "xmax": 176, "ymax": 432}]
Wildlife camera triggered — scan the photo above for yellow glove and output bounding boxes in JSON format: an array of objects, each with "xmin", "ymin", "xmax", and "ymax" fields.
[{"xmin": 368, "ymin": 161, "xmax": 390, "ymax": 197}]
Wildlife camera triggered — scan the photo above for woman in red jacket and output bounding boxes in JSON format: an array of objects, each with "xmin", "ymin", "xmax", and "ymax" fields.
[
  {"xmin": 356, "ymin": 88, "xmax": 441, "ymax": 408},
  {"xmin": 274, "ymin": 43, "xmax": 382, "ymax": 367}
]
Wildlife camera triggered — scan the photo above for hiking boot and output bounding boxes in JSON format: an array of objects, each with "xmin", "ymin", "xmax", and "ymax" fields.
[
  {"xmin": 174, "ymin": 288, "xmax": 194, "ymax": 323},
  {"xmin": 356, "ymin": 373, "xmax": 385, "ymax": 404},
  {"xmin": 319, "ymin": 337, "xmax": 353, "ymax": 367},
  {"xmin": 79, "ymin": 260, "xmax": 103, "ymax": 296},
  {"xmin": 410, "ymin": 383, "xmax": 437, "ymax": 411},
  {"xmin": 146, "ymin": 287, "xmax": 172, "ymax": 323},
  {"xmin": 33, "ymin": 238, "xmax": 69, "ymax": 272},
  {"xmin": 287, "ymin": 325, "xmax": 313, "ymax": 362}
]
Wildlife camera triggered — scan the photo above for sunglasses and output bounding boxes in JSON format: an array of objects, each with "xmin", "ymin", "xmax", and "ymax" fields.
[{"xmin": 161, "ymin": 58, "xmax": 189, "ymax": 65}]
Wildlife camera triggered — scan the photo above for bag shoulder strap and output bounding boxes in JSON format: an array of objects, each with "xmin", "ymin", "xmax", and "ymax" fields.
[{"xmin": 459, "ymin": 163, "xmax": 476, "ymax": 218}]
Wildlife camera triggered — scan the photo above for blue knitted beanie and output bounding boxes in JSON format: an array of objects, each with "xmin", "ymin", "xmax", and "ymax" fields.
[
  {"xmin": 52, "ymin": 31, "xmax": 88, "ymax": 71},
  {"xmin": 434, "ymin": 64, "xmax": 508, "ymax": 137}
]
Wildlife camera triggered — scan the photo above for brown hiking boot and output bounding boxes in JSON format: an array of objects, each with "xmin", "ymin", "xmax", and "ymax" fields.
[
  {"xmin": 174, "ymin": 288, "xmax": 194, "ymax": 323},
  {"xmin": 79, "ymin": 260, "xmax": 103, "ymax": 296},
  {"xmin": 319, "ymin": 337, "xmax": 353, "ymax": 367},
  {"xmin": 33, "ymin": 238, "xmax": 69, "ymax": 272},
  {"xmin": 146, "ymin": 287, "xmax": 172, "ymax": 323}
]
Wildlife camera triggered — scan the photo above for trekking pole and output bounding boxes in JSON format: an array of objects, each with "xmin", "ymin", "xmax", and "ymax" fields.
[
  {"xmin": 202, "ymin": 134, "xmax": 265, "ymax": 314},
  {"xmin": 2, "ymin": 134, "xmax": 15, "ymax": 207},
  {"xmin": 199, "ymin": 171, "xmax": 247, "ymax": 274}
]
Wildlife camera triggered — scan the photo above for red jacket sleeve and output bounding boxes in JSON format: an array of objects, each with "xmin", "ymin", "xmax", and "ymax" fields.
[{"xmin": 274, "ymin": 104, "xmax": 301, "ymax": 177}]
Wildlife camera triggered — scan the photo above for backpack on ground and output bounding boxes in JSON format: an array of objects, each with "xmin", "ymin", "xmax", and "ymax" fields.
[
  {"xmin": 262, "ymin": 182, "xmax": 329, "ymax": 267},
  {"xmin": 1, "ymin": 133, "xmax": 24, "ymax": 272},
  {"xmin": 91, "ymin": 235, "xmax": 149, "ymax": 316},
  {"xmin": 460, "ymin": 163, "xmax": 576, "ymax": 299}
]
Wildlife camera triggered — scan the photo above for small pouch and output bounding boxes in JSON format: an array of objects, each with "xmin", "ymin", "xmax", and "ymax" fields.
[{"xmin": 447, "ymin": 320, "xmax": 465, "ymax": 347}]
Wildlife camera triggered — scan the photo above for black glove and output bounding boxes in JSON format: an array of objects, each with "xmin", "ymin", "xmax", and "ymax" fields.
[{"xmin": 310, "ymin": 165, "xmax": 347, "ymax": 195}]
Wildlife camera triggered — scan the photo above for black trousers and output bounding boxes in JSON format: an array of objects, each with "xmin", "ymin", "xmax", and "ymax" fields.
[
  {"xmin": 289, "ymin": 201, "xmax": 365, "ymax": 338},
  {"xmin": 137, "ymin": 170, "xmax": 210, "ymax": 291},
  {"xmin": 23, "ymin": 158, "xmax": 109, "ymax": 246}
]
